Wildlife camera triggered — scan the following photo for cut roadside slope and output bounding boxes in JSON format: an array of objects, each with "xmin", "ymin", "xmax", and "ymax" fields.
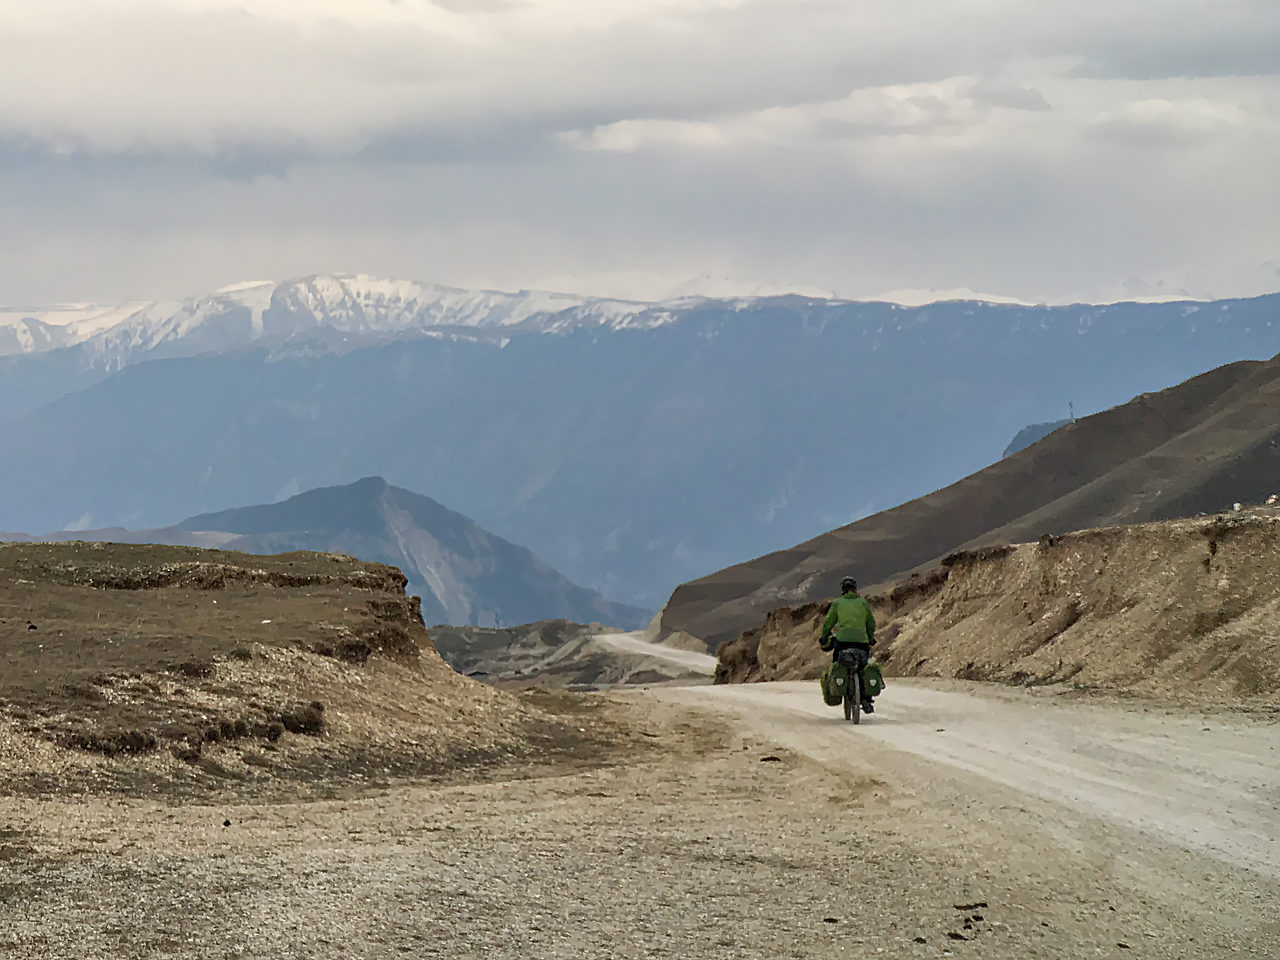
[
  {"xmin": 663, "ymin": 353, "xmax": 1280, "ymax": 650},
  {"xmin": 716, "ymin": 509, "xmax": 1280, "ymax": 707}
]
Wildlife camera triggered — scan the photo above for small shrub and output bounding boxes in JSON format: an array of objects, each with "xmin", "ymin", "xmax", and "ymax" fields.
[
  {"xmin": 172, "ymin": 744, "xmax": 201, "ymax": 764},
  {"xmin": 280, "ymin": 702, "xmax": 325, "ymax": 735},
  {"xmin": 172, "ymin": 661, "xmax": 214, "ymax": 680}
]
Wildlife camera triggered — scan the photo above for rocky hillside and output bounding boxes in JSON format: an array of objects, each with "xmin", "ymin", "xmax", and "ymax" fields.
[
  {"xmin": 2, "ymin": 287, "xmax": 1278, "ymax": 611},
  {"xmin": 716, "ymin": 509, "xmax": 1280, "ymax": 704},
  {"xmin": 664, "ymin": 350, "xmax": 1280, "ymax": 650},
  {"xmin": 16, "ymin": 478, "xmax": 648, "ymax": 629},
  {"xmin": 0, "ymin": 541, "xmax": 625, "ymax": 796}
]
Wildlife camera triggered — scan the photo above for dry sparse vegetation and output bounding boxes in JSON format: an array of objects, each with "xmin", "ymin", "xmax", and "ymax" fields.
[{"xmin": 0, "ymin": 542, "xmax": 636, "ymax": 799}]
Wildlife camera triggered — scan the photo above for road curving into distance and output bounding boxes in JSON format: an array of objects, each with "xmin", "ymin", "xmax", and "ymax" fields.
[
  {"xmin": 609, "ymin": 633, "xmax": 1280, "ymax": 881},
  {"xmin": 593, "ymin": 631, "xmax": 719, "ymax": 674}
]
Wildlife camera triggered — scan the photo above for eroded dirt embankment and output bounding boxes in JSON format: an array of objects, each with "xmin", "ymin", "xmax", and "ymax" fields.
[
  {"xmin": 717, "ymin": 510, "xmax": 1280, "ymax": 704},
  {"xmin": 0, "ymin": 542, "xmax": 629, "ymax": 798}
]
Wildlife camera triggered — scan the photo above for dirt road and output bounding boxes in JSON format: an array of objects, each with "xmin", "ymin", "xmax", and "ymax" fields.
[
  {"xmin": 594, "ymin": 630, "xmax": 719, "ymax": 674},
  {"xmin": 605, "ymin": 631, "xmax": 1280, "ymax": 880},
  {"xmin": 652, "ymin": 679, "xmax": 1280, "ymax": 881}
]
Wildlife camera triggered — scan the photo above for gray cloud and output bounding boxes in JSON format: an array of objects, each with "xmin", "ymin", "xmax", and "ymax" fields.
[
  {"xmin": 970, "ymin": 80, "xmax": 1052, "ymax": 112},
  {"xmin": 10, "ymin": 1, "xmax": 1272, "ymax": 162},
  {"xmin": 1068, "ymin": 5, "xmax": 1280, "ymax": 80},
  {"xmin": 0, "ymin": 1, "xmax": 1275, "ymax": 306}
]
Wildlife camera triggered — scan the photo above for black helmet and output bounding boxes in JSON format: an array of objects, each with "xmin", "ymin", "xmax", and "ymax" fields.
[{"xmin": 840, "ymin": 576, "xmax": 857, "ymax": 593}]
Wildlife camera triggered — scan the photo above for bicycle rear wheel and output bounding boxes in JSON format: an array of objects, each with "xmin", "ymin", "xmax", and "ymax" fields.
[{"xmin": 845, "ymin": 673, "xmax": 862, "ymax": 724}]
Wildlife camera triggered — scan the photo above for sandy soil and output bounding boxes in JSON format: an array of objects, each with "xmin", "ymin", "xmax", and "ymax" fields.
[
  {"xmin": 4, "ymin": 676, "xmax": 1277, "ymax": 959},
  {"xmin": 652, "ymin": 679, "xmax": 1280, "ymax": 880}
]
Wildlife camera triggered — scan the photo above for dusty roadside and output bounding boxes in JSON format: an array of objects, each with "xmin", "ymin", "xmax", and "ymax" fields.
[
  {"xmin": 652, "ymin": 678, "xmax": 1280, "ymax": 879},
  {"xmin": 4, "ymin": 687, "xmax": 1277, "ymax": 960}
]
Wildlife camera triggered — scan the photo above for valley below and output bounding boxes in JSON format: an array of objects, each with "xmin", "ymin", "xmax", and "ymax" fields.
[{"xmin": 427, "ymin": 622, "xmax": 713, "ymax": 690}]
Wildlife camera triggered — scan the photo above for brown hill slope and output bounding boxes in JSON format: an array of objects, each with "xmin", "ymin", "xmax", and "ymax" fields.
[
  {"xmin": 715, "ymin": 509, "xmax": 1280, "ymax": 705},
  {"xmin": 0, "ymin": 542, "xmax": 626, "ymax": 797},
  {"xmin": 662, "ymin": 352, "xmax": 1280, "ymax": 650}
]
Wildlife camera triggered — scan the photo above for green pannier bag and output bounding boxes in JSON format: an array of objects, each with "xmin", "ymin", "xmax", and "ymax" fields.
[
  {"xmin": 819, "ymin": 661, "xmax": 848, "ymax": 706},
  {"xmin": 821, "ymin": 656, "xmax": 885, "ymax": 705},
  {"xmin": 863, "ymin": 656, "xmax": 885, "ymax": 698}
]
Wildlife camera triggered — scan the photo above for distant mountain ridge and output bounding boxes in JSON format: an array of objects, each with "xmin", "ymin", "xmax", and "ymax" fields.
[
  {"xmin": 0, "ymin": 273, "xmax": 696, "ymax": 425},
  {"xmin": 11, "ymin": 477, "xmax": 648, "ymax": 630},
  {"xmin": 0, "ymin": 274, "xmax": 1250, "ymax": 366},
  {"xmin": 0, "ymin": 274, "xmax": 669, "ymax": 366},
  {"xmin": 1003, "ymin": 419, "xmax": 1073, "ymax": 458},
  {"xmin": 3, "ymin": 274, "xmax": 1270, "ymax": 420}
]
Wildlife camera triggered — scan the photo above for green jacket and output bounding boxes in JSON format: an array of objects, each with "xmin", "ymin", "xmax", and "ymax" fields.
[{"xmin": 821, "ymin": 592, "xmax": 876, "ymax": 646}]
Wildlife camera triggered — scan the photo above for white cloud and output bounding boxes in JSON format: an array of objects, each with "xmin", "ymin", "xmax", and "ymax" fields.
[{"xmin": 562, "ymin": 78, "xmax": 1006, "ymax": 153}]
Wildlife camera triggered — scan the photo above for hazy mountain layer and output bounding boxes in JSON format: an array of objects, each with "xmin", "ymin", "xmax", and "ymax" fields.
[
  {"xmin": 11, "ymin": 478, "xmax": 648, "ymax": 629},
  {"xmin": 1, "ymin": 288, "xmax": 1278, "ymax": 609}
]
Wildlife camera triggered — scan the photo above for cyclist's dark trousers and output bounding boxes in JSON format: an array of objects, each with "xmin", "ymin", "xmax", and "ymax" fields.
[{"xmin": 832, "ymin": 641, "xmax": 873, "ymax": 701}]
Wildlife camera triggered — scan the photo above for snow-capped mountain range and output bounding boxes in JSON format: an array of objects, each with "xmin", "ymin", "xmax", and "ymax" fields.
[
  {"xmin": 0, "ymin": 274, "xmax": 680, "ymax": 367},
  {"xmin": 1, "ymin": 272, "xmax": 1244, "ymax": 370}
]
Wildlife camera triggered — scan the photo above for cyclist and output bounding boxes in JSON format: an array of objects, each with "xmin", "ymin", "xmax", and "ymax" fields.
[{"xmin": 819, "ymin": 575, "xmax": 877, "ymax": 712}]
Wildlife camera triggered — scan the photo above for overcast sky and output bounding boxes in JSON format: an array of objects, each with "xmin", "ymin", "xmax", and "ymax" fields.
[{"xmin": 1, "ymin": 0, "xmax": 1277, "ymax": 305}]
